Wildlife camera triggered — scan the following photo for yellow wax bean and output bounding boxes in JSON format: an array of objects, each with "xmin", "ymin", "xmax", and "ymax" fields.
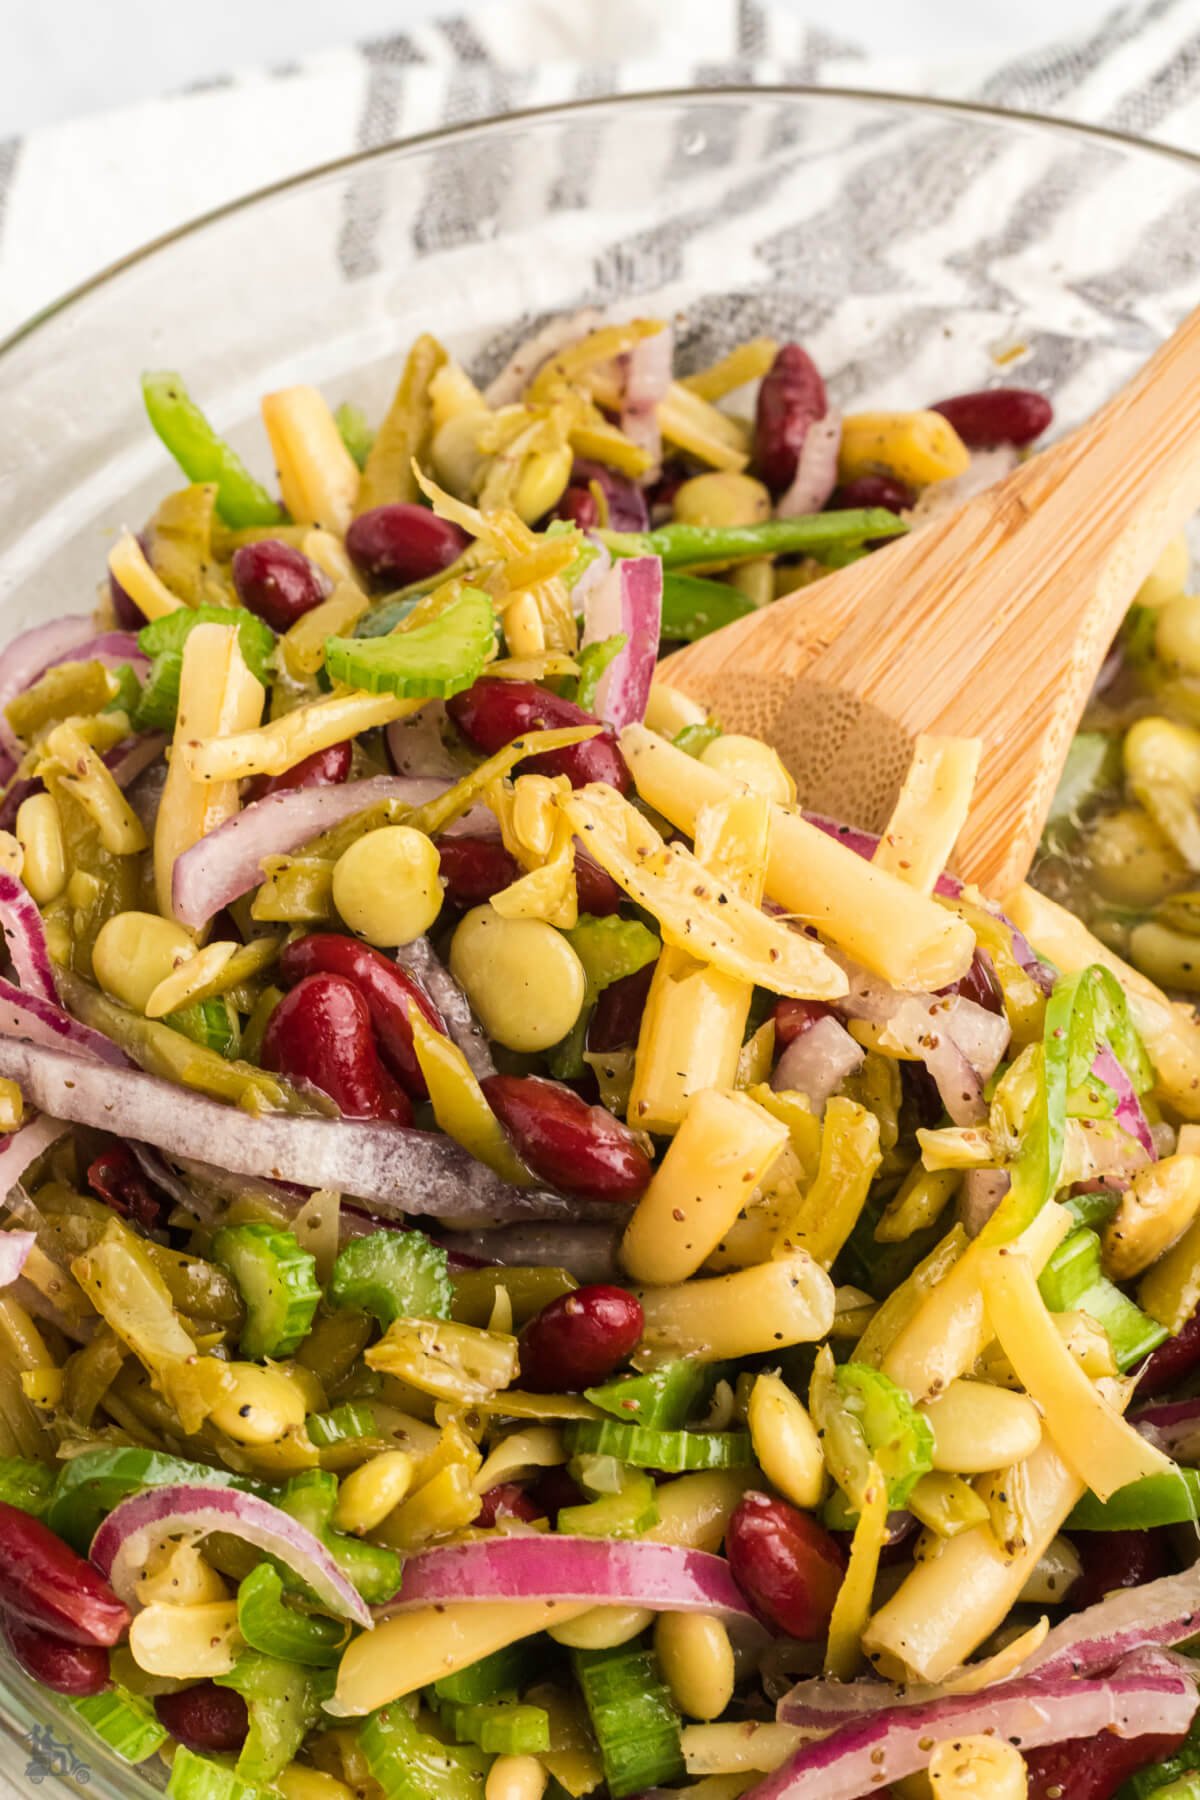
[
  {"xmin": 681, "ymin": 1724, "xmax": 805, "ymax": 1777},
  {"xmin": 824, "ymin": 1461, "xmax": 888, "ymax": 1680},
  {"xmin": 838, "ymin": 410, "xmax": 970, "ymax": 487},
  {"xmin": 872, "ymin": 735, "xmax": 981, "ymax": 896},
  {"xmin": 282, "ymin": 579, "xmax": 370, "ymax": 678},
  {"xmin": 621, "ymin": 1088, "xmax": 787, "ymax": 1284},
  {"xmin": 262, "ymin": 385, "xmax": 360, "ymax": 534},
  {"xmin": 699, "ymin": 734, "xmax": 796, "ymax": 805},
  {"xmin": 1103, "ymin": 1152, "xmax": 1200, "ymax": 1279},
  {"xmin": 634, "ymin": 1255, "xmax": 835, "ymax": 1361},
  {"xmin": 620, "ymin": 726, "xmax": 974, "ymax": 992},
  {"xmin": 107, "ymin": 531, "xmax": 185, "ymax": 620},
  {"xmin": 643, "ymin": 684, "xmax": 708, "ymax": 738},
  {"xmin": 335, "ymin": 1600, "xmax": 595, "ymax": 1712},
  {"xmin": 155, "ymin": 624, "xmax": 265, "ymax": 917}
]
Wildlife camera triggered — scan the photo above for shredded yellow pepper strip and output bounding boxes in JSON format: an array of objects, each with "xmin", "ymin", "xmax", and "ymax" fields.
[
  {"xmin": 181, "ymin": 687, "xmax": 420, "ymax": 782},
  {"xmin": 408, "ymin": 1005, "xmax": 531, "ymax": 1187},
  {"xmin": 107, "ymin": 531, "xmax": 185, "ymax": 620},
  {"xmin": 824, "ymin": 1460, "xmax": 888, "ymax": 1679}
]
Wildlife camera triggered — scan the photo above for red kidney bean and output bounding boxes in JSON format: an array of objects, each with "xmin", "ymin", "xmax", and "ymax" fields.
[
  {"xmin": 345, "ymin": 505, "xmax": 469, "ymax": 588},
  {"xmin": 109, "ymin": 567, "xmax": 144, "ymax": 630},
  {"xmin": 248, "ymin": 740, "xmax": 352, "ymax": 803},
  {"xmin": 1136, "ymin": 1307, "xmax": 1200, "ymax": 1397},
  {"xmin": 519, "ymin": 1284, "xmax": 644, "ymax": 1392},
  {"xmin": 726, "ymin": 1491, "xmax": 845, "ymax": 1638},
  {"xmin": 1024, "ymin": 1729, "xmax": 1189, "ymax": 1800},
  {"xmin": 1067, "ymin": 1526, "xmax": 1170, "ymax": 1613},
  {"xmin": 574, "ymin": 853, "xmax": 623, "ymax": 917},
  {"xmin": 755, "ymin": 345, "xmax": 828, "ymax": 496},
  {"xmin": 556, "ymin": 486, "xmax": 600, "ymax": 532},
  {"xmin": 0, "ymin": 1502, "xmax": 129, "ymax": 1647},
  {"xmin": 930, "ymin": 388, "xmax": 1053, "ymax": 450},
  {"xmin": 941, "ymin": 948, "xmax": 1004, "ymax": 1017},
  {"xmin": 277, "ymin": 935, "xmax": 445, "ymax": 1099},
  {"xmin": 772, "ymin": 998, "xmax": 835, "ymax": 1048},
  {"xmin": 86, "ymin": 1142, "xmax": 168, "ymax": 1232},
  {"xmin": 482, "ymin": 1074, "xmax": 652, "ymax": 1203},
  {"xmin": 155, "ymin": 1683, "xmax": 249, "ymax": 1754},
  {"xmin": 648, "ymin": 461, "xmax": 689, "ymax": 525},
  {"xmin": 446, "ymin": 680, "xmax": 631, "ymax": 793},
  {"xmin": 565, "ymin": 459, "xmax": 650, "ymax": 534},
  {"xmin": 261, "ymin": 973, "xmax": 414, "ymax": 1123},
  {"xmin": 476, "ymin": 1482, "xmax": 543, "ymax": 1527},
  {"xmin": 435, "ymin": 836, "xmax": 521, "ymax": 910},
  {"xmin": 588, "ymin": 964, "xmax": 656, "ymax": 1054},
  {"xmin": 3, "ymin": 1615, "xmax": 111, "ymax": 1696},
  {"xmin": 828, "ymin": 474, "xmax": 915, "ymax": 514},
  {"xmin": 232, "ymin": 540, "xmax": 327, "ymax": 632}
]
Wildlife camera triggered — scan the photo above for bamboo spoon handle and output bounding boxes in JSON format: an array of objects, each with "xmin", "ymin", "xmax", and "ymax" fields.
[{"xmin": 661, "ymin": 305, "xmax": 1200, "ymax": 896}]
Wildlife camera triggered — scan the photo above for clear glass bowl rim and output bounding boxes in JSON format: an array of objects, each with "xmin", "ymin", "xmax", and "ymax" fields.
[{"xmin": 3, "ymin": 82, "xmax": 1199, "ymax": 363}]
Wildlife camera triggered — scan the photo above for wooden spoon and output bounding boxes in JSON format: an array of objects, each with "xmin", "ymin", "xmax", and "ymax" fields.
[{"xmin": 659, "ymin": 306, "xmax": 1200, "ymax": 896}]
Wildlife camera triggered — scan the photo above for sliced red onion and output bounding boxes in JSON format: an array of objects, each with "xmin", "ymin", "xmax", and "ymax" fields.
[
  {"xmin": 379, "ymin": 1537, "xmax": 756, "ymax": 1622},
  {"xmin": 0, "ymin": 975, "xmax": 130, "ymax": 1067},
  {"xmin": 959, "ymin": 1167, "xmax": 1011, "ymax": 1235},
  {"xmin": 581, "ymin": 556, "xmax": 662, "ymax": 731},
  {"xmin": 1094, "ymin": 1043, "xmax": 1156, "ymax": 1159},
  {"xmin": 836, "ymin": 968, "xmax": 1009, "ymax": 1126},
  {"xmin": 571, "ymin": 537, "xmax": 613, "ymax": 607},
  {"xmin": 0, "ymin": 1229, "xmax": 34, "ymax": 1288},
  {"xmin": 386, "ymin": 704, "xmax": 464, "ymax": 781},
  {"xmin": 0, "ymin": 872, "xmax": 59, "ymax": 1003},
  {"xmin": 90, "ymin": 1484, "xmax": 372, "ymax": 1626},
  {"xmin": 0, "ymin": 615, "xmax": 98, "ymax": 763},
  {"xmin": 623, "ymin": 327, "xmax": 673, "ymax": 414},
  {"xmin": 906, "ymin": 447, "xmax": 1020, "ymax": 528},
  {"xmin": 0, "ymin": 778, "xmax": 43, "ymax": 833},
  {"xmin": 765, "ymin": 1654, "xmax": 1196, "ymax": 1799},
  {"xmin": 393, "ymin": 937, "xmax": 495, "ymax": 1080},
  {"xmin": 105, "ymin": 732, "xmax": 167, "ymax": 792},
  {"xmin": 171, "ymin": 775, "xmax": 451, "ymax": 929},
  {"xmin": 437, "ymin": 1221, "xmax": 623, "ymax": 1284},
  {"xmin": 0, "ymin": 1036, "xmax": 588, "ymax": 1225},
  {"xmin": 804, "ymin": 813, "xmax": 1055, "ymax": 993},
  {"xmin": 62, "ymin": 633, "xmax": 149, "ymax": 681},
  {"xmin": 771, "ymin": 1015, "xmax": 864, "ymax": 1115},
  {"xmin": 483, "ymin": 307, "xmax": 605, "ymax": 407},
  {"xmin": 0, "ymin": 1114, "xmax": 69, "ymax": 1207},
  {"xmin": 1132, "ymin": 1396, "xmax": 1200, "ymax": 1460},
  {"xmin": 776, "ymin": 409, "xmax": 842, "ymax": 519},
  {"xmin": 1021, "ymin": 1564, "xmax": 1200, "ymax": 1685},
  {"xmin": 571, "ymin": 460, "xmax": 650, "ymax": 534}
]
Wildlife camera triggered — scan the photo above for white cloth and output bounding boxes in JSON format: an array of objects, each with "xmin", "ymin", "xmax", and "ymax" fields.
[{"xmin": 3, "ymin": 0, "xmax": 1200, "ymax": 340}]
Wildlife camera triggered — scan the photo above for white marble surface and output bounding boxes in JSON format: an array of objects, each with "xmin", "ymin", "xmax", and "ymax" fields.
[{"xmin": 2, "ymin": 0, "xmax": 1109, "ymax": 136}]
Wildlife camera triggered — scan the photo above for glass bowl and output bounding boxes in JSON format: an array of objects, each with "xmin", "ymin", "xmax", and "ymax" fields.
[{"xmin": 0, "ymin": 85, "xmax": 1198, "ymax": 1800}]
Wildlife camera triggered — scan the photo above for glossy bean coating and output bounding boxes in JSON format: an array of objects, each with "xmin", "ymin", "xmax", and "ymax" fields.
[
  {"xmin": 482, "ymin": 1074, "xmax": 653, "ymax": 1202},
  {"xmin": 0, "ymin": 1500, "xmax": 129, "ymax": 1646},
  {"xmin": 261, "ymin": 972, "xmax": 414, "ymax": 1122},
  {"xmin": 446, "ymin": 680, "xmax": 630, "ymax": 792},
  {"xmin": 3, "ymin": 1615, "xmax": 111, "ymax": 1696},
  {"xmin": 943, "ymin": 948, "xmax": 1005, "ymax": 1016},
  {"xmin": 828, "ymin": 474, "xmax": 915, "ymax": 514},
  {"xmin": 232, "ymin": 540, "xmax": 327, "ymax": 631},
  {"xmin": 248, "ymin": 739, "xmax": 352, "ymax": 802},
  {"xmin": 345, "ymin": 504, "xmax": 469, "ymax": 587},
  {"xmin": 332, "ymin": 825, "xmax": 443, "ymax": 947},
  {"xmin": 155, "ymin": 1682, "xmax": 249, "ymax": 1754},
  {"xmin": 452, "ymin": 911, "xmax": 587, "ymax": 1053},
  {"xmin": 519, "ymin": 1285, "xmax": 644, "ymax": 1391},
  {"xmin": 435, "ymin": 836, "xmax": 521, "ymax": 909},
  {"xmin": 754, "ymin": 344, "xmax": 828, "ymax": 495},
  {"xmin": 1024, "ymin": 1728, "xmax": 1187, "ymax": 1800},
  {"xmin": 654, "ymin": 1612, "xmax": 735, "ymax": 1722},
  {"xmin": 278, "ymin": 932, "xmax": 445, "ymax": 1098},
  {"xmin": 725, "ymin": 1491, "xmax": 844, "ymax": 1638},
  {"xmin": 930, "ymin": 387, "xmax": 1052, "ymax": 449}
]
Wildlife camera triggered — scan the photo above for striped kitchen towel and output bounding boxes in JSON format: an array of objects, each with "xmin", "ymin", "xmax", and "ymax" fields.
[{"xmin": 1, "ymin": 0, "xmax": 1200, "ymax": 340}]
